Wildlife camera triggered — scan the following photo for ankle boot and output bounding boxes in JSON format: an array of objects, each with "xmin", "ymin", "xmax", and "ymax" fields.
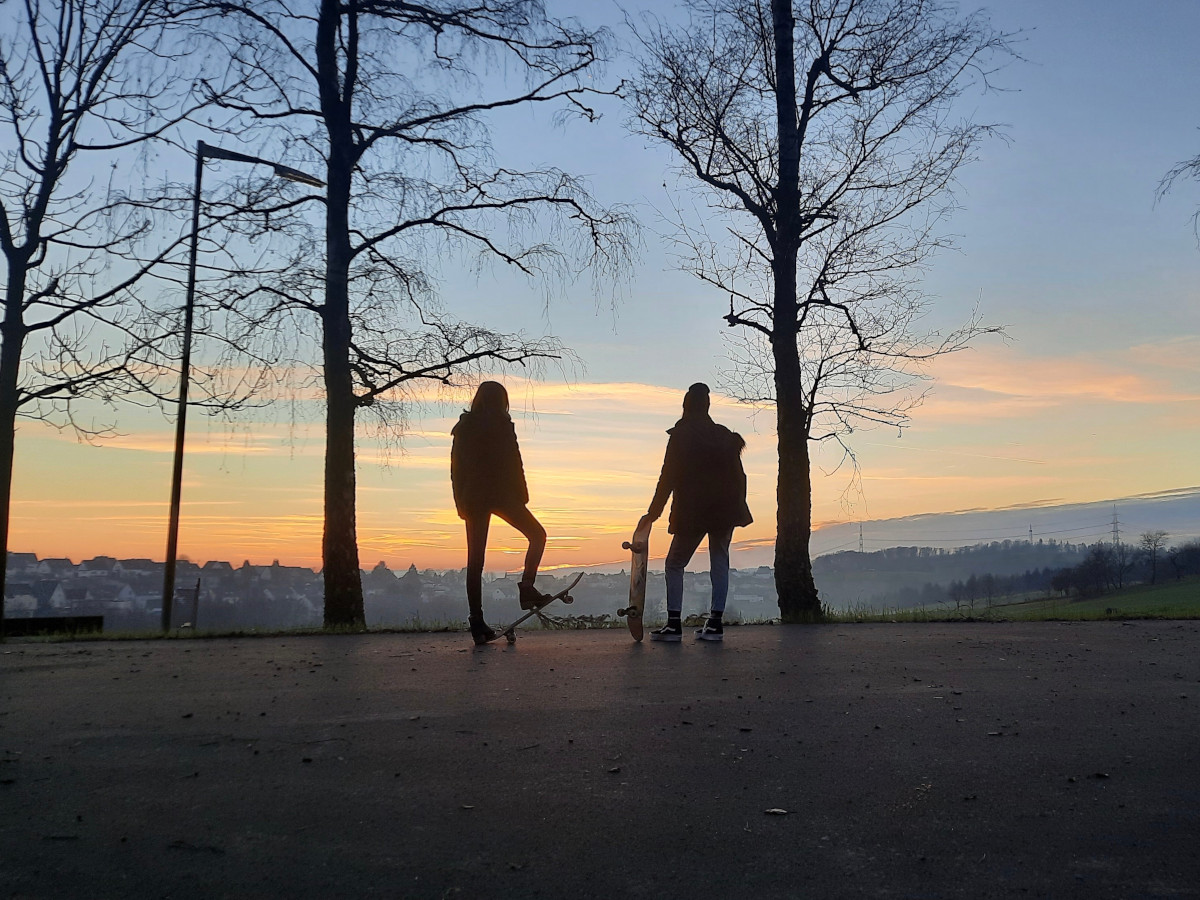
[
  {"xmin": 469, "ymin": 615, "xmax": 496, "ymax": 645},
  {"xmin": 518, "ymin": 580, "xmax": 550, "ymax": 610}
]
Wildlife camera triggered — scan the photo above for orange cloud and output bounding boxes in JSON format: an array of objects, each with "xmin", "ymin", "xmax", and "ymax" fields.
[
  {"xmin": 1125, "ymin": 336, "xmax": 1200, "ymax": 374},
  {"xmin": 924, "ymin": 343, "xmax": 1200, "ymax": 418}
]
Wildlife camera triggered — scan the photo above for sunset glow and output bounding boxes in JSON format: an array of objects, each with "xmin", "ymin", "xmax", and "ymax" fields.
[{"xmin": 11, "ymin": 338, "xmax": 1200, "ymax": 573}]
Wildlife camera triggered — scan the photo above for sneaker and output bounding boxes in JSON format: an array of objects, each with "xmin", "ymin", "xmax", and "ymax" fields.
[
  {"xmin": 469, "ymin": 616, "xmax": 497, "ymax": 645},
  {"xmin": 518, "ymin": 581, "xmax": 551, "ymax": 611},
  {"xmin": 695, "ymin": 618, "xmax": 724, "ymax": 642},
  {"xmin": 649, "ymin": 622, "xmax": 682, "ymax": 642}
]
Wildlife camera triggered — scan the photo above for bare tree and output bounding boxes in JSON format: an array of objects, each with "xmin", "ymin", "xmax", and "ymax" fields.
[
  {"xmin": 628, "ymin": 0, "xmax": 1013, "ymax": 621},
  {"xmin": 199, "ymin": 0, "xmax": 634, "ymax": 628},
  {"xmin": 1159, "ymin": 143, "xmax": 1200, "ymax": 238},
  {"xmin": 0, "ymin": 0, "xmax": 211, "ymax": 629},
  {"xmin": 1139, "ymin": 529, "xmax": 1169, "ymax": 585}
]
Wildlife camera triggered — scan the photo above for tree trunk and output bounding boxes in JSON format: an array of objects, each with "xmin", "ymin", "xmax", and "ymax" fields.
[
  {"xmin": 320, "ymin": 215, "xmax": 364, "ymax": 628},
  {"xmin": 318, "ymin": 0, "xmax": 364, "ymax": 628},
  {"xmin": 770, "ymin": 0, "xmax": 821, "ymax": 621},
  {"xmin": 0, "ymin": 263, "xmax": 28, "ymax": 635},
  {"xmin": 772, "ymin": 268, "xmax": 820, "ymax": 621}
]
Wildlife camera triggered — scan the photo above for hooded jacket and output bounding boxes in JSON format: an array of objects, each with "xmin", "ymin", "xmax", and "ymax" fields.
[
  {"xmin": 647, "ymin": 414, "xmax": 753, "ymax": 534},
  {"xmin": 450, "ymin": 410, "xmax": 529, "ymax": 518}
]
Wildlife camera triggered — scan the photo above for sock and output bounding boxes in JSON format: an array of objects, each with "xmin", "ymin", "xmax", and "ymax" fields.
[{"xmin": 666, "ymin": 611, "xmax": 681, "ymax": 628}]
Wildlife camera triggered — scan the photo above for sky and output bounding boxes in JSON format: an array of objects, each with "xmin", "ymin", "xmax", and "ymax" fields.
[{"xmin": 7, "ymin": 0, "xmax": 1200, "ymax": 574}]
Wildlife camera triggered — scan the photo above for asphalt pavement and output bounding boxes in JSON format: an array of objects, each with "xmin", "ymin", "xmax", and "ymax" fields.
[{"xmin": 2, "ymin": 621, "xmax": 1199, "ymax": 899}]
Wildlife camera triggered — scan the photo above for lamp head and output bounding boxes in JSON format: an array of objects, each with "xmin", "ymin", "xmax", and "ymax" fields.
[
  {"xmin": 197, "ymin": 141, "xmax": 324, "ymax": 188},
  {"xmin": 272, "ymin": 164, "xmax": 325, "ymax": 188}
]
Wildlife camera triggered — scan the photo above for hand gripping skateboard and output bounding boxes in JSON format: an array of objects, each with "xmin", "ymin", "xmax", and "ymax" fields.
[
  {"xmin": 618, "ymin": 519, "xmax": 652, "ymax": 641},
  {"xmin": 488, "ymin": 572, "xmax": 584, "ymax": 645}
]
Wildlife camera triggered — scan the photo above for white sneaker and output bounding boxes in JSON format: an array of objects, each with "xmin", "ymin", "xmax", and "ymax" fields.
[
  {"xmin": 649, "ymin": 623, "xmax": 682, "ymax": 642},
  {"xmin": 695, "ymin": 619, "xmax": 723, "ymax": 641}
]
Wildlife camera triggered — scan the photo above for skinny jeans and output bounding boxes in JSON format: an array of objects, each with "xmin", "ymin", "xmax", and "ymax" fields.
[
  {"xmin": 664, "ymin": 526, "xmax": 734, "ymax": 614},
  {"xmin": 463, "ymin": 505, "xmax": 546, "ymax": 618}
]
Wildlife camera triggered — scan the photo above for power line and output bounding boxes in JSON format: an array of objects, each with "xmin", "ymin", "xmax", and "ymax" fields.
[
  {"xmin": 814, "ymin": 514, "xmax": 1132, "ymax": 557},
  {"xmin": 851, "ymin": 520, "xmax": 1110, "ymax": 540},
  {"xmin": 812, "ymin": 537, "xmax": 862, "ymax": 554},
  {"xmin": 858, "ymin": 522, "xmax": 1109, "ymax": 543}
]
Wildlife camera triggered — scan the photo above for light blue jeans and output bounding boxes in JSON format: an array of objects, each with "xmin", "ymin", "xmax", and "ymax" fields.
[{"xmin": 664, "ymin": 527, "xmax": 734, "ymax": 614}]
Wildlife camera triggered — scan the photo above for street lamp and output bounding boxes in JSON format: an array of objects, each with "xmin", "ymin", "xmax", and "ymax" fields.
[{"xmin": 161, "ymin": 140, "xmax": 324, "ymax": 631}]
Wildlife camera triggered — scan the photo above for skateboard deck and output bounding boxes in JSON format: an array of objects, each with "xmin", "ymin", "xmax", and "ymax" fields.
[
  {"xmin": 618, "ymin": 519, "xmax": 651, "ymax": 641},
  {"xmin": 486, "ymin": 572, "xmax": 584, "ymax": 645}
]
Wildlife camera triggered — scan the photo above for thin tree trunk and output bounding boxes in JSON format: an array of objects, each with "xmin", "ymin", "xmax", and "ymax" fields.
[
  {"xmin": 770, "ymin": 0, "xmax": 821, "ymax": 621},
  {"xmin": 772, "ymin": 269, "xmax": 820, "ymax": 621},
  {"xmin": 0, "ymin": 265, "xmax": 27, "ymax": 635},
  {"xmin": 318, "ymin": 0, "xmax": 364, "ymax": 628},
  {"xmin": 321, "ymin": 204, "xmax": 363, "ymax": 628}
]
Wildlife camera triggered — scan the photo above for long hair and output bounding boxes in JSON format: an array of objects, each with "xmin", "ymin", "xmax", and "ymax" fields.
[{"xmin": 470, "ymin": 380, "xmax": 510, "ymax": 417}]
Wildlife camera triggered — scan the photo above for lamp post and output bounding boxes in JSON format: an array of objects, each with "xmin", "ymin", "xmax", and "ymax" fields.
[{"xmin": 161, "ymin": 141, "xmax": 324, "ymax": 632}]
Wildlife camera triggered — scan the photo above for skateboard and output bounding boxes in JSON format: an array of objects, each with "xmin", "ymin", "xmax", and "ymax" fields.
[
  {"xmin": 486, "ymin": 572, "xmax": 584, "ymax": 644},
  {"xmin": 617, "ymin": 519, "xmax": 652, "ymax": 641}
]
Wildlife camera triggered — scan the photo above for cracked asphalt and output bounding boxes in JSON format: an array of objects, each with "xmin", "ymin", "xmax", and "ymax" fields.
[{"xmin": 2, "ymin": 621, "xmax": 1199, "ymax": 899}]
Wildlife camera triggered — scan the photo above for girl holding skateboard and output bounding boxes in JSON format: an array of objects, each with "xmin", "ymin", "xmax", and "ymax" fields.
[{"xmin": 640, "ymin": 382, "xmax": 753, "ymax": 641}]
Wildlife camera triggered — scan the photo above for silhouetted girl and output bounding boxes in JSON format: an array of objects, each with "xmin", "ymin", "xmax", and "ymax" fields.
[
  {"xmin": 451, "ymin": 381, "xmax": 549, "ymax": 644},
  {"xmin": 639, "ymin": 382, "xmax": 752, "ymax": 642}
]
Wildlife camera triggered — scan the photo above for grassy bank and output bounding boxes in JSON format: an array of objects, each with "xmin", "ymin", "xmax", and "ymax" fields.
[
  {"xmin": 7, "ymin": 576, "xmax": 1200, "ymax": 641},
  {"xmin": 828, "ymin": 576, "xmax": 1200, "ymax": 623}
]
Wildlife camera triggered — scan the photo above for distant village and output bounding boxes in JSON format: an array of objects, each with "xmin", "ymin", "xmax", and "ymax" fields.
[
  {"xmin": 6, "ymin": 539, "xmax": 1143, "ymax": 631},
  {"xmin": 3, "ymin": 552, "xmax": 781, "ymax": 630}
]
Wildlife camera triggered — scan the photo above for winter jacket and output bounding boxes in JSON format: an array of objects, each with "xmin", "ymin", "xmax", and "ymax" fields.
[
  {"xmin": 450, "ymin": 410, "xmax": 529, "ymax": 518},
  {"xmin": 647, "ymin": 414, "xmax": 753, "ymax": 534}
]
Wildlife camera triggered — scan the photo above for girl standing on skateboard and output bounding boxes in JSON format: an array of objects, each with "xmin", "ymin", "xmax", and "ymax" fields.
[{"xmin": 451, "ymin": 381, "xmax": 551, "ymax": 644}]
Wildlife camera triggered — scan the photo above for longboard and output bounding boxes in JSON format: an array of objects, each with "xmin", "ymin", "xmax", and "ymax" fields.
[
  {"xmin": 618, "ymin": 519, "xmax": 652, "ymax": 641},
  {"xmin": 486, "ymin": 572, "xmax": 584, "ymax": 645}
]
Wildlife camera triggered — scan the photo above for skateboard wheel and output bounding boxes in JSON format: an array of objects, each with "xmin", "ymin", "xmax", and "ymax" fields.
[
  {"xmin": 563, "ymin": 595, "xmax": 574, "ymax": 604},
  {"xmin": 506, "ymin": 632, "xmax": 516, "ymax": 644},
  {"xmin": 617, "ymin": 607, "xmax": 629, "ymax": 617},
  {"xmin": 622, "ymin": 541, "xmax": 633, "ymax": 550}
]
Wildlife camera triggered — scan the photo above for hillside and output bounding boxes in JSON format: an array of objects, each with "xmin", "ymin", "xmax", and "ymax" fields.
[
  {"xmin": 802, "ymin": 485, "xmax": 1200, "ymax": 560},
  {"xmin": 834, "ymin": 576, "xmax": 1200, "ymax": 623},
  {"xmin": 813, "ymin": 540, "xmax": 1089, "ymax": 611}
]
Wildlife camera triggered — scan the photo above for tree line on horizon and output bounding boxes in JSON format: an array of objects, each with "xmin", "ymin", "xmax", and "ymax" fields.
[
  {"xmin": 7, "ymin": 529, "xmax": 1197, "ymax": 628},
  {"xmin": 2, "ymin": 1, "xmax": 1196, "ymax": 632}
]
